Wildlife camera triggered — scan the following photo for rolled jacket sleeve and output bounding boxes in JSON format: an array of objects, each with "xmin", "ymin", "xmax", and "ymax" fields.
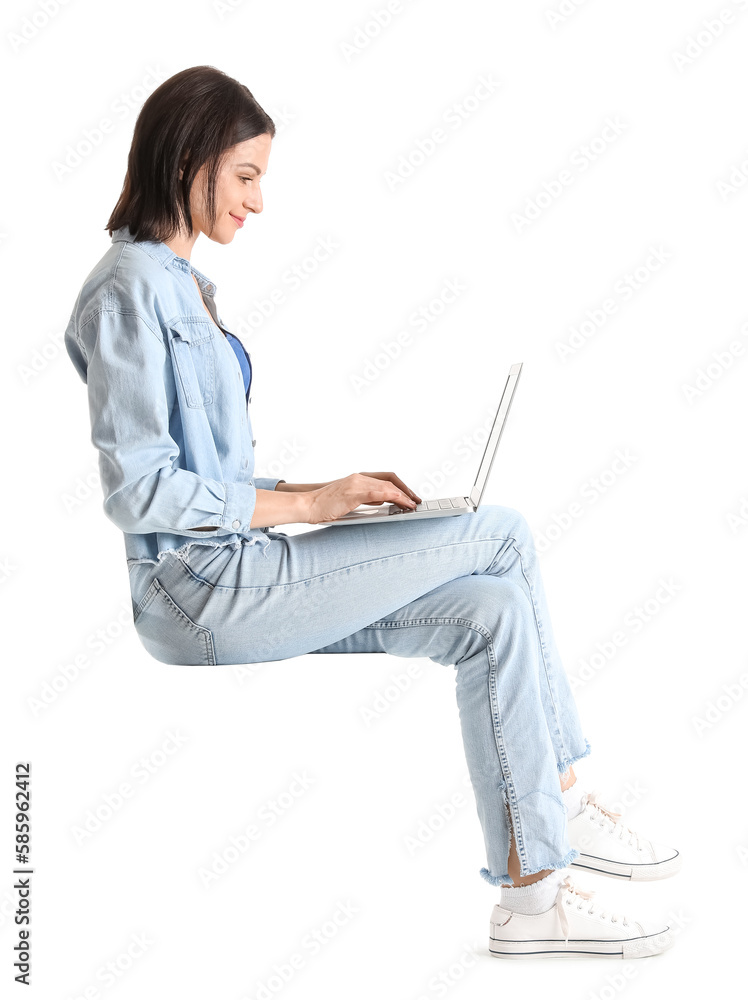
[
  {"xmin": 254, "ymin": 478, "xmax": 285, "ymax": 491},
  {"xmin": 73, "ymin": 308, "xmax": 259, "ymax": 536}
]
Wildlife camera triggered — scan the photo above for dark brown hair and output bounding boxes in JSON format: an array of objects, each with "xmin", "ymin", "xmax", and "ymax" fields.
[{"xmin": 105, "ymin": 65, "xmax": 275, "ymax": 243}]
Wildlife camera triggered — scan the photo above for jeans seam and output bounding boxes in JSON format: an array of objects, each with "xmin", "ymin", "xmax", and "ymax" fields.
[
  {"xmin": 366, "ymin": 616, "xmax": 488, "ymax": 630},
  {"xmin": 148, "ymin": 578, "xmax": 216, "ymax": 665},
  {"xmin": 366, "ymin": 614, "xmax": 524, "ymax": 878},
  {"xmin": 178, "ymin": 533, "xmax": 522, "ymax": 592},
  {"xmin": 133, "ymin": 581, "xmax": 158, "ymax": 621},
  {"xmin": 503, "ymin": 533, "xmax": 570, "ymax": 767}
]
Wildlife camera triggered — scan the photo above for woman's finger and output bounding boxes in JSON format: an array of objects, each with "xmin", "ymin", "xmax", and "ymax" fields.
[
  {"xmin": 391, "ymin": 475, "xmax": 422, "ymax": 503},
  {"xmin": 363, "ymin": 472, "xmax": 422, "ymax": 504}
]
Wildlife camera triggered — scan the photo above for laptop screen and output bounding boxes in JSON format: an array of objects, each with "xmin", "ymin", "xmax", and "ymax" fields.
[{"xmin": 469, "ymin": 363, "xmax": 523, "ymax": 508}]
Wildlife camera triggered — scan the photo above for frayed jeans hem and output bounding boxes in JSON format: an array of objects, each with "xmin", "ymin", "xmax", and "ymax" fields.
[
  {"xmin": 479, "ymin": 847, "xmax": 580, "ymax": 887},
  {"xmin": 557, "ymin": 739, "xmax": 592, "ymax": 774}
]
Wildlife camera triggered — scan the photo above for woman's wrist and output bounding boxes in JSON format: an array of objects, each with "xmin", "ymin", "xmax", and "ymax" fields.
[
  {"xmin": 275, "ymin": 481, "xmax": 332, "ymax": 492},
  {"xmin": 251, "ymin": 487, "xmax": 314, "ymax": 527}
]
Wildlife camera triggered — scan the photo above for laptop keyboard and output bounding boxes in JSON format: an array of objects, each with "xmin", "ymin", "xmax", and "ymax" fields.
[{"xmin": 389, "ymin": 497, "xmax": 469, "ymax": 515}]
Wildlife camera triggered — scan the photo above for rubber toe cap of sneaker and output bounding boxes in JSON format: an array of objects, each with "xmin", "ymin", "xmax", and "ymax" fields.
[{"xmin": 649, "ymin": 840, "xmax": 680, "ymax": 864}]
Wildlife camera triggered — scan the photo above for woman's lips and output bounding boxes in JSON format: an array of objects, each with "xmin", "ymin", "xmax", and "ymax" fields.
[{"xmin": 230, "ymin": 213, "xmax": 244, "ymax": 228}]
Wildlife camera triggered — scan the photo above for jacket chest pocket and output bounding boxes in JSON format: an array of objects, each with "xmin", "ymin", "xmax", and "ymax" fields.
[{"xmin": 169, "ymin": 320, "xmax": 216, "ymax": 408}]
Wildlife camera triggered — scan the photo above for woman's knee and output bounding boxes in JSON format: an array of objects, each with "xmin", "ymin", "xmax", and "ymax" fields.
[
  {"xmin": 482, "ymin": 503, "xmax": 534, "ymax": 547},
  {"xmin": 434, "ymin": 575, "xmax": 534, "ymax": 673},
  {"xmin": 442, "ymin": 573, "xmax": 532, "ymax": 636}
]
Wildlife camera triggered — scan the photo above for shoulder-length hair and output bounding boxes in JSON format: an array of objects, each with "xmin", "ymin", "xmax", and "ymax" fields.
[{"xmin": 105, "ymin": 65, "xmax": 276, "ymax": 243}]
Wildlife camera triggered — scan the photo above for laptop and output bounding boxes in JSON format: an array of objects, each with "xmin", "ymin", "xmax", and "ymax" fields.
[{"xmin": 325, "ymin": 362, "xmax": 523, "ymax": 525}]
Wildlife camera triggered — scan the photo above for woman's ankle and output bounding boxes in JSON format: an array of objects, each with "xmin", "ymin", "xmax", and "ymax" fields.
[
  {"xmin": 501, "ymin": 867, "xmax": 555, "ymax": 888},
  {"xmin": 559, "ymin": 765, "xmax": 577, "ymax": 792}
]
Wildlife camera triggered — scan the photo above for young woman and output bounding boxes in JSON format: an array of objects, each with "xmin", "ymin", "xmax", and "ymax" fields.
[{"xmin": 64, "ymin": 65, "xmax": 681, "ymax": 959}]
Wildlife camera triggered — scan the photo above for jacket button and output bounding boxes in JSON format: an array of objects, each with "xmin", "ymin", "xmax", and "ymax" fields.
[
  {"xmin": 232, "ymin": 519, "xmax": 241, "ymax": 529},
  {"xmin": 249, "ymin": 396, "xmax": 252, "ymax": 403},
  {"xmin": 252, "ymin": 439, "xmax": 256, "ymax": 447}
]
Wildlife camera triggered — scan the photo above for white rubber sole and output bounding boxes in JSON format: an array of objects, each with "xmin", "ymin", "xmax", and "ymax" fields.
[
  {"xmin": 489, "ymin": 927, "xmax": 673, "ymax": 959},
  {"xmin": 569, "ymin": 850, "xmax": 682, "ymax": 881}
]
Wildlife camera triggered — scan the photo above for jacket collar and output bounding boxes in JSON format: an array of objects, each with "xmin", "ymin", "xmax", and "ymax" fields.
[{"xmin": 111, "ymin": 225, "xmax": 217, "ymax": 296}]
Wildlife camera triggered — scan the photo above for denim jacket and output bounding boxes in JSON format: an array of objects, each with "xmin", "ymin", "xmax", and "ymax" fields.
[{"xmin": 64, "ymin": 225, "xmax": 284, "ymax": 567}]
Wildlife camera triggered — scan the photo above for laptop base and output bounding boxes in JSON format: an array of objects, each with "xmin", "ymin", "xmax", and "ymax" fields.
[{"xmin": 324, "ymin": 500, "xmax": 476, "ymax": 526}]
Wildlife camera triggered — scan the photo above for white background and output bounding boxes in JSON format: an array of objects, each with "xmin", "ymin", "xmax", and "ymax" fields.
[{"xmin": 3, "ymin": 0, "xmax": 746, "ymax": 996}]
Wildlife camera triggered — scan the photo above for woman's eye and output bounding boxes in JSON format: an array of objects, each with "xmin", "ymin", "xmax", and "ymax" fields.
[{"xmin": 240, "ymin": 176, "xmax": 253, "ymax": 183}]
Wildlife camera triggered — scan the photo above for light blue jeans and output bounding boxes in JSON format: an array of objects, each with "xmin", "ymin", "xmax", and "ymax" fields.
[{"xmin": 127, "ymin": 503, "xmax": 591, "ymax": 885}]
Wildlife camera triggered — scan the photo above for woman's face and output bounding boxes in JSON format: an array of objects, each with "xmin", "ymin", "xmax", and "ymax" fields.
[{"xmin": 189, "ymin": 132, "xmax": 272, "ymax": 244}]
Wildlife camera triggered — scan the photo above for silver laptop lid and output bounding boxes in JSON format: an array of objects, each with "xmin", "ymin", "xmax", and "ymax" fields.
[{"xmin": 469, "ymin": 363, "xmax": 523, "ymax": 508}]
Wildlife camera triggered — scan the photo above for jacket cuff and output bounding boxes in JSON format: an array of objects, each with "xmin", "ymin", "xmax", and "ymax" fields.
[
  {"xmin": 222, "ymin": 481, "xmax": 258, "ymax": 533},
  {"xmin": 254, "ymin": 477, "xmax": 285, "ymax": 492}
]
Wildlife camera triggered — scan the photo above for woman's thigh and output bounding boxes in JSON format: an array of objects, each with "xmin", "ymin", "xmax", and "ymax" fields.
[
  {"xmin": 308, "ymin": 571, "xmax": 521, "ymax": 666},
  {"xmin": 142, "ymin": 504, "xmax": 529, "ymax": 665}
]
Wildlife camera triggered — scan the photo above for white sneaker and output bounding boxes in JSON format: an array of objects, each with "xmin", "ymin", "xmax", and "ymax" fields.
[
  {"xmin": 489, "ymin": 874, "xmax": 673, "ymax": 959},
  {"xmin": 567, "ymin": 790, "xmax": 682, "ymax": 881}
]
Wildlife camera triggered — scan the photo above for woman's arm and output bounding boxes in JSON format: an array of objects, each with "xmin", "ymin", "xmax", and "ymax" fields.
[
  {"xmin": 69, "ymin": 312, "xmax": 421, "ymax": 533},
  {"xmin": 277, "ymin": 474, "xmax": 422, "ymax": 504},
  {"xmin": 274, "ymin": 481, "xmax": 333, "ymax": 492},
  {"xmin": 70, "ymin": 309, "xmax": 276, "ymax": 537},
  {"xmin": 252, "ymin": 473, "xmax": 422, "ymax": 527},
  {"xmin": 276, "ymin": 474, "xmax": 422, "ymax": 502},
  {"xmin": 250, "ymin": 488, "xmax": 312, "ymax": 527}
]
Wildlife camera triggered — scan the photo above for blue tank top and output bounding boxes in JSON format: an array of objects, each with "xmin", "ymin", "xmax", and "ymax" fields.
[{"xmin": 225, "ymin": 331, "xmax": 252, "ymax": 401}]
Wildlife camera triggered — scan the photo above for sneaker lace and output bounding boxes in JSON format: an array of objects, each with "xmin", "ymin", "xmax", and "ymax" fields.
[
  {"xmin": 556, "ymin": 877, "xmax": 631, "ymax": 947},
  {"xmin": 581, "ymin": 790, "xmax": 642, "ymax": 851}
]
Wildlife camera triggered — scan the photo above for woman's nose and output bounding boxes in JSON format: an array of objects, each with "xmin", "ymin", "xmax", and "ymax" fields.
[{"xmin": 244, "ymin": 190, "xmax": 263, "ymax": 214}]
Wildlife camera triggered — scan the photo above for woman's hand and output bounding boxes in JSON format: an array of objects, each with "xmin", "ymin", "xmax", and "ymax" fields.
[
  {"xmin": 356, "ymin": 471, "xmax": 422, "ymax": 506},
  {"xmin": 303, "ymin": 472, "xmax": 422, "ymax": 525}
]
